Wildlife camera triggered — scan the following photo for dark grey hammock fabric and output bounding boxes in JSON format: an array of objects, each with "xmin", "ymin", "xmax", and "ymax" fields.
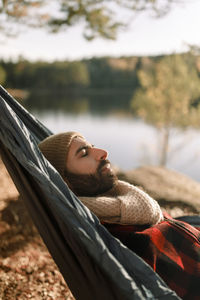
[{"xmin": 0, "ymin": 85, "xmax": 180, "ymax": 300}]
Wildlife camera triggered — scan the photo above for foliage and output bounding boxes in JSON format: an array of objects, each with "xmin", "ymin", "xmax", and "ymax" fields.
[
  {"xmin": 1, "ymin": 56, "xmax": 138, "ymax": 113},
  {"xmin": 85, "ymin": 57, "xmax": 139, "ymax": 88},
  {"xmin": 0, "ymin": 0, "xmax": 188, "ymax": 39},
  {"xmin": 1, "ymin": 59, "xmax": 90, "ymax": 89},
  {"xmin": 1, "ymin": 56, "xmax": 139, "ymax": 90},
  {"xmin": 0, "ymin": 0, "xmax": 45, "ymax": 36},
  {"xmin": 131, "ymin": 54, "xmax": 200, "ymax": 165},
  {"xmin": 64, "ymin": 61, "xmax": 90, "ymax": 86},
  {"xmin": 132, "ymin": 54, "xmax": 200, "ymax": 128}
]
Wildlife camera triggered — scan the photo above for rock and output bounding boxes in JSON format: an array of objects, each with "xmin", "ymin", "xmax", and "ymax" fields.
[{"xmin": 117, "ymin": 165, "xmax": 200, "ymax": 214}]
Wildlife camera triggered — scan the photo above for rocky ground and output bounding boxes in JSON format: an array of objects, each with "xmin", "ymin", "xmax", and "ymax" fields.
[
  {"xmin": 118, "ymin": 165, "xmax": 200, "ymax": 217},
  {"xmin": 0, "ymin": 159, "xmax": 75, "ymax": 300},
  {"xmin": 0, "ymin": 158, "xmax": 199, "ymax": 299}
]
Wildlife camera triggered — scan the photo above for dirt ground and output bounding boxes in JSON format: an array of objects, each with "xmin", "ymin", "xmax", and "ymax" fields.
[{"xmin": 0, "ymin": 159, "xmax": 75, "ymax": 300}]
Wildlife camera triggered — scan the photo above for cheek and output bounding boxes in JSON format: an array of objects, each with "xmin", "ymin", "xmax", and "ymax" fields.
[{"xmin": 75, "ymin": 159, "xmax": 97, "ymax": 174}]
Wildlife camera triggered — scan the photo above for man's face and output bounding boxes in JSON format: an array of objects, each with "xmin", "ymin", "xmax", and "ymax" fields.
[{"xmin": 64, "ymin": 137, "xmax": 117, "ymax": 196}]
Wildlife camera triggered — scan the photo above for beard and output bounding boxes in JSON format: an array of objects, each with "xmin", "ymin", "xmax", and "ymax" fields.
[{"xmin": 64, "ymin": 159, "xmax": 118, "ymax": 197}]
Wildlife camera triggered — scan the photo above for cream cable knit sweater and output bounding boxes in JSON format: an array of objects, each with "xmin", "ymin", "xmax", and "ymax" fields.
[{"xmin": 80, "ymin": 180, "xmax": 163, "ymax": 225}]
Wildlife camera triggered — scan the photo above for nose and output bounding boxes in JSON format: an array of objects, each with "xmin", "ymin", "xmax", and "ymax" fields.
[{"xmin": 92, "ymin": 147, "xmax": 108, "ymax": 160}]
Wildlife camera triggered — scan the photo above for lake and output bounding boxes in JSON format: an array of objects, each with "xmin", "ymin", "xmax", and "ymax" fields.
[{"xmin": 31, "ymin": 109, "xmax": 200, "ymax": 182}]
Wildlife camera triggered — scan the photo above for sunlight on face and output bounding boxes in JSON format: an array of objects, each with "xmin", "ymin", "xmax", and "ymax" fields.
[
  {"xmin": 66, "ymin": 137, "xmax": 111, "ymax": 175},
  {"xmin": 64, "ymin": 137, "xmax": 117, "ymax": 196}
]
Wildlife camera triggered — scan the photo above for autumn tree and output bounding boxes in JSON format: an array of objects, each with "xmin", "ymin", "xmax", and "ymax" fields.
[
  {"xmin": 131, "ymin": 54, "xmax": 200, "ymax": 166},
  {"xmin": 0, "ymin": 0, "xmax": 188, "ymax": 39}
]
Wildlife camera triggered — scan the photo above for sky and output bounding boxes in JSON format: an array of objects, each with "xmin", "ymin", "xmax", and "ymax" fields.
[{"xmin": 1, "ymin": 1, "xmax": 200, "ymax": 62}]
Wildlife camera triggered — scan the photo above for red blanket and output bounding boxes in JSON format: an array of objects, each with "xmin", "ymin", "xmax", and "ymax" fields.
[{"xmin": 104, "ymin": 213, "xmax": 200, "ymax": 300}]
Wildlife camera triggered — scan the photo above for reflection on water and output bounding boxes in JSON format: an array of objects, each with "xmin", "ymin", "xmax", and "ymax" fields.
[
  {"xmin": 25, "ymin": 89, "xmax": 133, "ymax": 115},
  {"xmin": 30, "ymin": 108, "xmax": 200, "ymax": 182}
]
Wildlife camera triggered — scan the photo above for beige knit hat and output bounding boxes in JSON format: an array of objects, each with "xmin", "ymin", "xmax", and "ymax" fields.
[{"xmin": 38, "ymin": 131, "xmax": 84, "ymax": 178}]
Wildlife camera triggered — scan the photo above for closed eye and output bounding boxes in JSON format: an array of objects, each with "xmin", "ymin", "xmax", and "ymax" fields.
[
  {"xmin": 76, "ymin": 144, "xmax": 94, "ymax": 157},
  {"xmin": 81, "ymin": 148, "xmax": 88, "ymax": 157}
]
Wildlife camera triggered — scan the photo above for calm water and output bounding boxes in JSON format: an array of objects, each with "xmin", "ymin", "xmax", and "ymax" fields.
[{"xmin": 31, "ymin": 109, "xmax": 200, "ymax": 182}]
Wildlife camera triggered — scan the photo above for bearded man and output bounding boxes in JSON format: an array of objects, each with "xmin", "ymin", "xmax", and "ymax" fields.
[
  {"xmin": 39, "ymin": 131, "xmax": 200, "ymax": 300},
  {"xmin": 38, "ymin": 131, "xmax": 163, "ymax": 226}
]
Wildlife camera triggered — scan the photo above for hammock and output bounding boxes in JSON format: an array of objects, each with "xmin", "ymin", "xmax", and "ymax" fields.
[{"xmin": 0, "ymin": 85, "xmax": 180, "ymax": 300}]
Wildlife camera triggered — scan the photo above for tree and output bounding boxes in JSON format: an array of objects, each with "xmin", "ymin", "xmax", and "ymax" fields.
[
  {"xmin": 64, "ymin": 61, "xmax": 90, "ymax": 87},
  {"xmin": 0, "ymin": 0, "xmax": 188, "ymax": 39},
  {"xmin": 131, "ymin": 54, "xmax": 200, "ymax": 166}
]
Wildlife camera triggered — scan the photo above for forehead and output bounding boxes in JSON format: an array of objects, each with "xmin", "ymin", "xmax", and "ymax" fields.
[{"xmin": 68, "ymin": 136, "xmax": 87, "ymax": 156}]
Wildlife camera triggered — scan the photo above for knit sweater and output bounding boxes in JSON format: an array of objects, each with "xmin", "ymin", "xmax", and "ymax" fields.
[{"xmin": 80, "ymin": 180, "xmax": 163, "ymax": 225}]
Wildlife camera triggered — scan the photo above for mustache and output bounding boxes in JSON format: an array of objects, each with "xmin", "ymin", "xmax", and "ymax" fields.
[{"xmin": 97, "ymin": 159, "xmax": 110, "ymax": 173}]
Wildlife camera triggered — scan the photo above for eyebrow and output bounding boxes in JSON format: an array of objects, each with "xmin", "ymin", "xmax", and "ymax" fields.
[{"xmin": 75, "ymin": 144, "xmax": 93, "ymax": 156}]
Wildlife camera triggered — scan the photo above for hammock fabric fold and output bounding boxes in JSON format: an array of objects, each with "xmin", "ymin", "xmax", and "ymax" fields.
[{"xmin": 0, "ymin": 85, "xmax": 180, "ymax": 300}]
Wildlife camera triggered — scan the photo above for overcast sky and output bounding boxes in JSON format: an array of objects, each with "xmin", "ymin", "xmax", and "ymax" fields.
[{"xmin": 1, "ymin": 1, "xmax": 200, "ymax": 62}]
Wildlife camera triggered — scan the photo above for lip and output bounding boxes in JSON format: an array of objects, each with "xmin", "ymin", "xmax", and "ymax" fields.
[{"xmin": 101, "ymin": 163, "xmax": 111, "ymax": 172}]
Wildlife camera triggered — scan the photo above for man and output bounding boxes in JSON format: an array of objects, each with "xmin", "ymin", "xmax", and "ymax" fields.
[
  {"xmin": 38, "ymin": 131, "xmax": 163, "ymax": 225},
  {"xmin": 39, "ymin": 131, "xmax": 200, "ymax": 299}
]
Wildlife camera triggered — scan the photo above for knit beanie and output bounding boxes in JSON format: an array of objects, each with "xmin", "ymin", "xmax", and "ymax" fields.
[{"xmin": 38, "ymin": 131, "xmax": 84, "ymax": 178}]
